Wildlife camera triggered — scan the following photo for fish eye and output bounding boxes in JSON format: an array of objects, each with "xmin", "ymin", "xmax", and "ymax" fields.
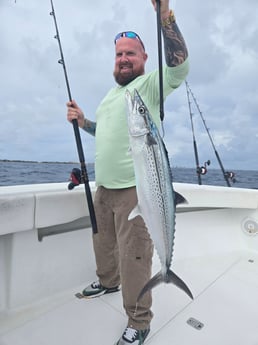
[{"xmin": 138, "ymin": 105, "xmax": 146, "ymax": 114}]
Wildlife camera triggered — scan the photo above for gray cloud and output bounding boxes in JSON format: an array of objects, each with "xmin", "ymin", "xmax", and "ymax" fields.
[{"xmin": 0, "ymin": 0, "xmax": 257, "ymax": 170}]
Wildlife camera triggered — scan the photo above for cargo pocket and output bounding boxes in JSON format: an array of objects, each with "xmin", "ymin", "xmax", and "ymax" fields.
[{"xmin": 125, "ymin": 217, "xmax": 153, "ymax": 261}]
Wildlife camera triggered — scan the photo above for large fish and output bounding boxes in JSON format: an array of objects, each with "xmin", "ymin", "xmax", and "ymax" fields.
[{"xmin": 125, "ymin": 89, "xmax": 193, "ymax": 301}]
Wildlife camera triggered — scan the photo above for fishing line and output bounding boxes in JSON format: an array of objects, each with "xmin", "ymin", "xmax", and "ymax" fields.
[
  {"xmin": 49, "ymin": 0, "xmax": 98, "ymax": 233},
  {"xmin": 186, "ymin": 81, "xmax": 235, "ymax": 187}
]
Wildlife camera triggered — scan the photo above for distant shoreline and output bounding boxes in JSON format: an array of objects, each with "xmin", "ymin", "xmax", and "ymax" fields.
[{"xmin": 0, "ymin": 159, "xmax": 89, "ymax": 165}]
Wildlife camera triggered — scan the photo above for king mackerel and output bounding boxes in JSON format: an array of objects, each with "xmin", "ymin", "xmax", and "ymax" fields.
[{"xmin": 125, "ymin": 89, "xmax": 193, "ymax": 302}]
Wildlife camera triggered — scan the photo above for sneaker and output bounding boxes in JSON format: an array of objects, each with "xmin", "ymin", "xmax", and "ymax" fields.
[
  {"xmin": 82, "ymin": 280, "xmax": 120, "ymax": 298},
  {"xmin": 115, "ymin": 327, "xmax": 150, "ymax": 345}
]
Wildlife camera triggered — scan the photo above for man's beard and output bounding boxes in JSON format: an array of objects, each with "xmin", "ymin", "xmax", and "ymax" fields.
[{"xmin": 113, "ymin": 63, "xmax": 145, "ymax": 86}]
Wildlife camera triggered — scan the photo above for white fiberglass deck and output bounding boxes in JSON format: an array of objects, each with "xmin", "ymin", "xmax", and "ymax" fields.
[
  {"xmin": 1, "ymin": 250, "xmax": 258, "ymax": 345},
  {"xmin": 1, "ymin": 182, "xmax": 258, "ymax": 344}
]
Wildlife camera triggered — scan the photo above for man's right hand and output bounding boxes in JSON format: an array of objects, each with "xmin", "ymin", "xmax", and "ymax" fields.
[{"xmin": 66, "ymin": 100, "xmax": 85, "ymax": 128}]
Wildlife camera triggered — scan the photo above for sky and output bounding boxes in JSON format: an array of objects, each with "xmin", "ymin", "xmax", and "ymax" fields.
[{"xmin": 1, "ymin": 0, "xmax": 257, "ymax": 170}]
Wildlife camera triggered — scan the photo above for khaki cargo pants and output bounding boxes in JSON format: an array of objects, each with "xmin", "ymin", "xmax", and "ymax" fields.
[{"xmin": 92, "ymin": 186, "xmax": 154, "ymax": 330}]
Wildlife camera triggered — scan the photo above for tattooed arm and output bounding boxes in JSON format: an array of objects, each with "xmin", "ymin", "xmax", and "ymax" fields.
[
  {"xmin": 151, "ymin": 0, "xmax": 188, "ymax": 67},
  {"xmin": 67, "ymin": 100, "xmax": 96, "ymax": 137},
  {"xmin": 82, "ymin": 118, "xmax": 96, "ymax": 136},
  {"xmin": 161, "ymin": 11, "xmax": 188, "ymax": 67}
]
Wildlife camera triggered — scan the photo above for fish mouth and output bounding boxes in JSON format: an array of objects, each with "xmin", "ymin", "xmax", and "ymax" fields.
[{"xmin": 125, "ymin": 89, "xmax": 133, "ymax": 112}]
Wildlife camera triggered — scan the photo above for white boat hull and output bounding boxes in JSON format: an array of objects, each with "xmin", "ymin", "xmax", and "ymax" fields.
[{"xmin": 0, "ymin": 182, "xmax": 258, "ymax": 344}]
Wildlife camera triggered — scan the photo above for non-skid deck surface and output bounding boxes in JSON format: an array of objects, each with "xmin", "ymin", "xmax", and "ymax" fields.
[{"xmin": 1, "ymin": 251, "xmax": 258, "ymax": 345}]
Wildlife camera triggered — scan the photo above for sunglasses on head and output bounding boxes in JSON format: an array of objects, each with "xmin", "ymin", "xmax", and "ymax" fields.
[{"xmin": 114, "ymin": 31, "xmax": 145, "ymax": 51}]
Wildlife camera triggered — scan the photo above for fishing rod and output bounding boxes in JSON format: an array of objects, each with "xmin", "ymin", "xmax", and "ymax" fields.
[
  {"xmin": 186, "ymin": 81, "xmax": 204, "ymax": 185},
  {"xmin": 185, "ymin": 81, "xmax": 234, "ymax": 187},
  {"xmin": 156, "ymin": 0, "xmax": 165, "ymax": 124},
  {"xmin": 49, "ymin": 0, "xmax": 97, "ymax": 233}
]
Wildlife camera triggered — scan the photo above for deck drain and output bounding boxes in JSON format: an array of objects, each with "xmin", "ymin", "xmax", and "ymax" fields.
[
  {"xmin": 187, "ymin": 317, "xmax": 204, "ymax": 330},
  {"xmin": 242, "ymin": 218, "xmax": 258, "ymax": 236}
]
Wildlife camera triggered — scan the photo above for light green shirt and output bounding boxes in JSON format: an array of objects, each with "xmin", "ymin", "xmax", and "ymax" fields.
[{"xmin": 95, "ymin": 58, "xmax": 189, "ymax": 188}]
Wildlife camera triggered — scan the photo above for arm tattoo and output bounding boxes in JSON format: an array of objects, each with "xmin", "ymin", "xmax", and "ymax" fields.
[
  {"xmin": 162, "ymin": 22, "xmax": 188, "ymax": 67},
  {"xmin": 82, "ymin": 119, "xmax": 96, "ymax": 137}
]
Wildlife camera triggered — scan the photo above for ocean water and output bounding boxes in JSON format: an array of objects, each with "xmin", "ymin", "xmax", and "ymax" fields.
[{"xmin": 0, "ymin": 160, "xmax": 257, "ymax": 189}]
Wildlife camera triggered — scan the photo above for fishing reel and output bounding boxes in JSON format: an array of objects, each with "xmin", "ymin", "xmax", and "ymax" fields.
[
  {"xmin": 68, "ymin": 168, "xmax": 82, "ymax": 190},
  {"xmin": 196, "ymin": 160, "xmax": 210, "ymax": 175},
  {"xmin": 224, "ymin": 171, "xmax": 236, "ymax": 183}
]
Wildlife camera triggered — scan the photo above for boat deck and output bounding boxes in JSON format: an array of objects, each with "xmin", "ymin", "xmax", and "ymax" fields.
[
  {"xmin": 1, "ymin": 249, "xmax": 258, "ymax": 345},
  {"xmin": 1, "ymin": 183, "xmax": 258, "ymax": 344}
]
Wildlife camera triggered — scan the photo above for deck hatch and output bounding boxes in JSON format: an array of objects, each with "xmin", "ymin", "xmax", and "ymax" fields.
[{"xmin": 187, "ymin": 317, "xmax": 204, "ymax": 330}]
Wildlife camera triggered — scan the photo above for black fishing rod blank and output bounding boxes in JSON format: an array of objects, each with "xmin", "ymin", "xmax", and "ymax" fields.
[
  {"xmin": 156, "ymin": 0, "xmax": 165, "ymax": 123},
  {"xmin": 185, "ymin": 82, "xmax": 202, "ymax": 185},
  {"xmin": 50, "ymin": 0, "xmax": 97, "ymax": 233},
  {"xmin": 185, "ymin": 81, "xmax": 233, "ymax": 187},
  {"xmin": 185, "ymin": 81, "xmax": 211, "ymax": 184}
]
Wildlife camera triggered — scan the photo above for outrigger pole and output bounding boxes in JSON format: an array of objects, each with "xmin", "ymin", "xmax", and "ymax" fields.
[
  {"xmin": 185, "ymin": 81, "xmax": 234, "ymax": 187},
  {"xmin": 49, "ymin": 0, "xmax": 98, "ymax": 233}
]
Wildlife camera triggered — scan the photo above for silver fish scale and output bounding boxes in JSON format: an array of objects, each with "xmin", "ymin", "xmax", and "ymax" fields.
[
  {"xmin": 146, "ymin": 131, "xmax": 176, "ymax": 269},
  {"xmin": 126, "ymin": 89, "xmax": 177, "ymax": 272},
  {"xmin": 126, "ymin": 89, "xmax": 193, "ymax": 301}
]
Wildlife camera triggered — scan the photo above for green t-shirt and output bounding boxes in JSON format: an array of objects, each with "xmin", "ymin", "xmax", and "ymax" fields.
[{"xmin": 95, "ymin": 58, "xmax": 189, "ymax": 188}]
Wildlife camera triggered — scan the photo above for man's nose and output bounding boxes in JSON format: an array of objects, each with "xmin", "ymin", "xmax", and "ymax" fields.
[{"xmin": 120, "ymin": 53, "xmax": 129, "ymax": 62}]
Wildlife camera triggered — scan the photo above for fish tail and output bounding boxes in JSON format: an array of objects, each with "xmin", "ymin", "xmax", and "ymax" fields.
[
  {"xmin": 137, "ymin": 269, "xmax": 193, "ymax": 303},
  {"xmin": 137, "ymin": 271, "xmax": 163, "ymax": 303},
  {"xmin": 166, "ymin": 269, "xmax": 193, "ymax": 300},
  {"xmin": 175, "ymin": 191, "xmax": 187, "ymax": 205}
]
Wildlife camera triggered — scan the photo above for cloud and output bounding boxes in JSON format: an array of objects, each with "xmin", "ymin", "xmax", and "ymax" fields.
[{"xmin": 0, "ymin": 0, "xmax": 257, "ymax": 171}]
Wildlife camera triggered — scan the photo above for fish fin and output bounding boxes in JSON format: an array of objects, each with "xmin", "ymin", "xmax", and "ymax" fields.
[
  {"xmin": 166, "ymin": 269, "xmax": 193, "ymax": 300},
  {"xmin": 128, "ymin": 204, "xmax": 142, "ymax": 220},
  {"xmin": 175, "ymin": 191, "xmax": 188, "ymax": 205},
  {"xmin": 146, "ymin": 133, "xmax": 157, "ymax": 146},
  {"xmin": 137, "ymin": 271, "xmax": 163, "ymax": 303},
  {"xmin": 137, "ymin": 269, "xmax": 193, "ymax": 303}
]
